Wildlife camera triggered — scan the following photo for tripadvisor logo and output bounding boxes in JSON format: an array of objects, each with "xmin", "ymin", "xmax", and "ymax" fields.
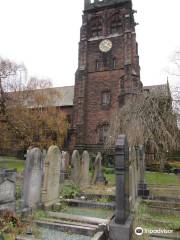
[
  {"xmin": 135, "ymin": 227, "xmax": 173, "ymax": 236},
  {"xmin": 135, "ymin": 227, "xmax": 144, "ymax": 236}
]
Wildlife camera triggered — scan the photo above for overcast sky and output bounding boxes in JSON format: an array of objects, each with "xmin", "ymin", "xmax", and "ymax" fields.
[{"xmin": 0, "ymin": 0, "xmax": 179, "ymax": 87}]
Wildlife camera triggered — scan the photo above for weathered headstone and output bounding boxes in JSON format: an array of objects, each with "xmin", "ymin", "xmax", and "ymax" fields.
[
  {"xmin": 109, "ymin": 135, "xmax": 133, "ymax": 240},
  {"xmin": 138, "ymin": 145, "xmax": 149, "ymax": 198},
  {"xmin": 80, "ymin": 151, "xmax": 90, "ymax": 187},
  {"xmin": 59, "ymin": 151, "xmax": 65, "ymax": 183},
  {"xmin": 129, "ymin": 147, "xmax": 137, "ymax": 210},
  {"xmin": 63, "ymin": 151, "xmax": 70, "ymax": 172},
  {"xmin": 41, "ymin": 145, "xmax": 61, "ymax": 208},
  {"xmin": 61, "ymin": 151, "xmax": 65, "ymax": 171},
  {"xmin": 92, "ymin": 152, "xmax": 106, "ymax": 185},
  {"xmin": 0, "ymin": 170, "xmax": 16, "ymax": 211},
  {"xmin": 71, "ymin": 150, "xmax": 81, "ymax": 185},
  {"xmin": 60, "ymin": 151, "xmax": 70, "ymax": 181},
  {"xmin": 42, "ymin": 148, "xmax": 47, "ymax": 160},
  {"xmin": 22, "ymin": 148, "xmax": 43, "ymax": 209}
]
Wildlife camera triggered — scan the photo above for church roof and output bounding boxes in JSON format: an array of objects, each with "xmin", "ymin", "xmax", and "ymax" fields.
[
  {"xmin": 24, "ymin": 84, "xmax": 168, "ymax": 108},
  {"xmin": 51, "ymin": 86, "xmax": 74, "ymax": 107},
  {"xmin": 143, "ymin": 84, "xmax": 169, "ymax": 96},
  {"xmin": 53, "ymin": 84, "xmax": 169, "ymax": 107}
]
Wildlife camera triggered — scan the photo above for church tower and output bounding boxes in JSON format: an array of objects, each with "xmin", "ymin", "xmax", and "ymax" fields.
[{"xmin": 73, "ymin": 0, "xmax": 142, "ymax": 151}]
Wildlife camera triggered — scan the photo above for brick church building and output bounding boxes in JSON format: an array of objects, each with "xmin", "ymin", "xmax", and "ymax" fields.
[
  {"xmin": 56, "ymin": 0, "xmax": 168, "ymax": 153},
  {"xmin": 0, "ymin": 0, "xmax": 169, "ymax": 158}
]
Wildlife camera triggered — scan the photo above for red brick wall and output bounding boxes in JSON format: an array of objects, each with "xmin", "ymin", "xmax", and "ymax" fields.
[{"xmin": 72, "ymin": 1, "xmax": 142, "ymax": 149}]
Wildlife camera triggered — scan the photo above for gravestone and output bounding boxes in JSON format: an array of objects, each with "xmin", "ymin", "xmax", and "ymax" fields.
[
  {"xmin": 71, "ymin": 150, "xmax": 81, "ymax": 185},
  {"xmin": 60, "ymin": 151, "xmax": 70, "ymax": 181},
  {"xmin": 41, "ymin": 145, "xmax": 61, "ymax": 208},
  {"xmin": 92, "ymin": 152, "xmax": 106, "ymax": 185},
  {"xmin": 80, "ymin": 151, "xmax": 90, "ymax": 187},
  {"xmin": 42, "ymin": 148, "xmax": 47, "ymax": 160},
  {"xmin": 138, "ymin": 145, "xmax": 149, "ymax": 198},
  {"xmin": 22, "ymin": 148, "xmax": 43, "ymax": 209},
  {"xmin": 129, "ymin": 147, "xmax": 138, "ymax": 210},
  {"xmin": 0, "ymin": 170, "xmax": 16, "ymax": 211},
  {"xmin": 63, "ymin": 151, "xmax": 70, "ymax": 171},
  {"xmin": 109, "ymin": 135, "xmax": 133, "ymax": 240},
  {"xmin": 59, "ymin": 151, "xmax": 65, "ymax": 183}
]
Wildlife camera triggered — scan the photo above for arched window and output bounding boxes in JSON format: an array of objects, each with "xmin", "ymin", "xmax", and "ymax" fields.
[
  {"xmin": 89, "ymin": 17, "xmax": 102, "ymax": 37},
  {"xmin": 96, "ymin": 60, "xmax": 100, "ymax": 71},
  {"xmin": 101, "ymin": 91, "xmax": 111, "ymax": 106},
  {"xmin": 110, "ymin": 13, "xmax": 122, "ymax": 34},
  {"xmin": 99, "ymin": 124, "xmax": 109, "ymax": 143},
  {"xmin": 112, "ymin": 58, "xmax": 116, "ymax": 69}
]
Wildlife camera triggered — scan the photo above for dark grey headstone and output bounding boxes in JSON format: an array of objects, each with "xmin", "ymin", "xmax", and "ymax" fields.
[
  {"xmin": 138, "ymin": 145, "xmax": 149, "ymax": 198},
  {"xmin": 115, "ymin": 135, "xmax": 129, "ymax": 224},
  {"xmin": 109, "ymin": 135, "xmax": 133, "ymax": 240}
]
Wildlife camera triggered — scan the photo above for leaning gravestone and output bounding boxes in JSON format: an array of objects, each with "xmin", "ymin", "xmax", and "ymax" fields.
[
  {"xmin": 22, "ymin": 148, "xmax": 43, "ymax": 209},
  {"xmin": 80, "ymin": 151, "xmax": 90, "ymax": 187},
  {"xmin": 71, "ymin": 150, "xmax": 81, "ymax": 185},
  {"xmin": 0, "ymin": 170, "xmax": 16, "ymax": 211},
  {"xmin": 41, "ymin": 145, "xmax": 61, "ymax": 208}
]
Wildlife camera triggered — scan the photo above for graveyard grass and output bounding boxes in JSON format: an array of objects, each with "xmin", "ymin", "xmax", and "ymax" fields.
[
  {"xmin": 145, "ymin": 172, "xmax": 180, "ymax": 186},
  {"xmin": 135, "ymin": 203, "xmax": 180, "ymax": 231},
  {"xmin": 0, "ymin": 157, "xmax": 179, "ymax": 187},
  {"xmin": 0, "ymin": 157, "xmax": 24, "ymax": 173}
]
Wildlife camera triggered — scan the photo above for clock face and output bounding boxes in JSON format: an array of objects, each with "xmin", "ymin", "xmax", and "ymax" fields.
[{"xmin": 99, "ymin": 39, "xmax": 112, "ymax": 53}]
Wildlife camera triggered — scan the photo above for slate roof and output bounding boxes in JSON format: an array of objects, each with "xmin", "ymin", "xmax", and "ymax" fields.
[
  {"xmin": 24, "ymin": 84, "xmax": 168, "ymax": 108},
  {"xmin": 50, "ymin": 86, "xmax": 74, "ymax": 107},
  {"xmin": 143, "ymin": 84, "xmax": 169, "ymax": 96},
  {"xmin": 23, "ymin": 85, "xmax": 75, "ymax": 108}
]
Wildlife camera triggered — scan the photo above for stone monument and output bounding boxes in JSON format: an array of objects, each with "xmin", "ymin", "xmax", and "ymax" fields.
[
  {"xmin": 22, "ymin": 148, "xmax": 43, "ymax": 209},
  {"xmin": 80, "ymin": 151, "xmax": 90, "ymax": 187},
  {"xmin": 71, "ymin": 150, "xmax": 81, "ymax": 185},
  {"xmin": 61, "ymin": 151, "xmax": 70, "ymax": 180},
  {"xmin": 92, "ymin": 152, "xmax": 106, "ymax": 185},
  {"xmin": 41, "ymin": 145, "xmax": 61, "ymax": 208},
  {"xmin": 138, "ymin": 145, "xmax": 149, "ymax": 198},
  {"xmin": 109, "ymin": 135, "xmax": 133, "ymax": 240},
  {"xmin": 0, "ymin": 170, "xmax": 16, "ymax": 211}
]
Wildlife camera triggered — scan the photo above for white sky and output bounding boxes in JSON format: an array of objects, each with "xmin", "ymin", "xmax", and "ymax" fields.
[{"xmin": 0, "ymin": 0, "xmax": 179, "ymax": 87}]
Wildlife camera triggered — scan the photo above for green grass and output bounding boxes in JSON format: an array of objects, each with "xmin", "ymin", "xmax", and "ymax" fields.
[
  {"xmin": 145, "ymin": 172, "xmax": 180, "ymax": 186},
  {"xmin": 0, "ymin": 157, "xmax": 25, "ymax": 173},
  {"xmin": 34, "ymin": 210, "xmax": 49, "ymax": 220},
  {"xmin": 105, "ymin": 173, "xmax": 115, "ymax": 185},
  {"xmin": 3, "ymin": 234, "xmax": 14, "ymax": 240},
  {"xmin": 61, "ymin": 206, "xmax": 113, "ymax": 219},
  {"xmin": 136, "ymin": 203, "xmax": 180, "ymax": 231}
]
